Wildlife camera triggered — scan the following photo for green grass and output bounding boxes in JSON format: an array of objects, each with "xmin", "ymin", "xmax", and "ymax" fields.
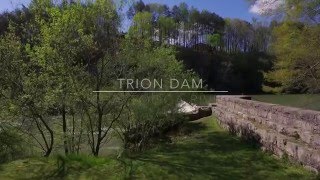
[
  {"xmin": 0, "ymin": 117, "xmax": 317, "ymax": 179},
  {"xmin": 252, "ymin": 94, "xmax": 320, "ymax": 111},
  {"xmin": 197, "ymin": 94, "xmax": 320, "ymax": 111}
]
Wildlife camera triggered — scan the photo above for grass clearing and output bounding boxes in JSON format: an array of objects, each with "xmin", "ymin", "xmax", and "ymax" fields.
[
  {"xmin": 252, "ymin": 94, "xmax": 320, "ymax": 111},
  {"xmin": 0, "ymin": 116, "xmax": 317, "ymax": 179}
]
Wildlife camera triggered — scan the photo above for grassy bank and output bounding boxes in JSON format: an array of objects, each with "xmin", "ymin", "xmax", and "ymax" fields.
[
  {"xmin": 199, "ymin": 94, "xmax": 320, "ymax": 111},
  {"xmin": 252, "ymin": 94, "xmax": 320, "ymax": 111},
  {"xmin": 0, "ymin": 116, "xmax": 316, "ymax": 179}
]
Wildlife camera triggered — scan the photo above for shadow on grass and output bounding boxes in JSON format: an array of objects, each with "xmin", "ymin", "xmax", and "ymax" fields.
[
  {"xmin": 0, "ymin": 117, "xmax": 315, "ymax": 179},
  {"xmin": 126, "ymin": 117, "xmax": 315, "ymax": 179}
]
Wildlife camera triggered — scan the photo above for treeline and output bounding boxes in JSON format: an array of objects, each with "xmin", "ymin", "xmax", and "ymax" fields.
[
  {"xmin": 126, "ymin": 1, "xmax": 276, "ymax": 93},
  {"xmin": 128, "ymin": 0, "xmax": 320, "ymax": 94},
  {"xmin": 255, "ymin": 0, "xmax": 320, "ymax": 93},
  {"xmin": 0, "ymin": 1, "xmax": 277, "ymax": 94},
  {"xmin": 2, "ymin": 1, "xmax": 319, "ymax": 95},
  {"xmin": 127, "ymin": 0, "xmax": 272, "ymax": 53},
  {"xmin": 0, "ymin": 0, "xmax": 197, "ymax": 161},
  {"xmin": 177, "ymin": 48, "xmax": 273, "ymax": 93}
]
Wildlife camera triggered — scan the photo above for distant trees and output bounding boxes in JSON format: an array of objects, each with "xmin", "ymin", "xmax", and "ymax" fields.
[
  {"xmin": 124, "ymin": 1, "xmax": 275, "ymax": 94},
  {"xmin": 264, "ymin": 22, "xmax": 320, "ymax": 93},
  {"xmin": 248, "ymin": 0, "xmax": 320, "ymax": 23},
  {"xmin": 129, "ymin": 12, "xmax": 153, "ymax": 39},
  {"xmin": 127, "ymin": 1, "xmax": 225, "ymax": 47},
  {"xmin": 259, "ymin": 1, "xmax": 320, "ymax": 93},
  {"xmin": 223, "ymin": 18, "xmax": 272, "ymax": 53},
  {"xmin": 127, "ymin": 1, "xmax": 271, "ymax": 54}
]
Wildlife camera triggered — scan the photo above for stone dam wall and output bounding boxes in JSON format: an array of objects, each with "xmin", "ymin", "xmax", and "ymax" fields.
[{"xmin": 213, "ymin": 96, "xmax": 320, "ymax": 172}]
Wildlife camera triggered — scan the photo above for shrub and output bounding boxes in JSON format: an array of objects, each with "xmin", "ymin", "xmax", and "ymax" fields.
[{"xmin": 0, "ymin": 127, "xmax": 25, "ymax": 163}]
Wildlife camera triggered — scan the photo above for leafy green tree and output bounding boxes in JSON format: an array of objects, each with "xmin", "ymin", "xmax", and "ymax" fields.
[
  {"xmin": 247, "ymin": 0, "xmax": 320, "ymax": 23},
  {"xmin": 0, "ymin": 31, "xmax": 55, "ymax": 157},
  {"xmin": 224, "ymin": 19, "xmax": 254, "ymax": 53},
  {"xmin": 1, "ymin": 0, "xmax": 125, "ymax": 157},
  {"xmin": 158, "ymin": 16, "xmax": 176, "ymax": 44},
  {"xmin": 129, "ymin": 12, "xmax": 153, "ymax": 40},
  {"xmin": 207, "ymin": 34, "xmax": 222, "ymax": 50},
  {"xmin": 265, "ymin": 22, "xmax": 320, "ymax": 93},
  {"xmin": 116, "ymin": 37, "xmax": 198, "ymax": 152},
  {"xmin": 27, "ymin": 1, "xmax": 95, "ymax": 155}
]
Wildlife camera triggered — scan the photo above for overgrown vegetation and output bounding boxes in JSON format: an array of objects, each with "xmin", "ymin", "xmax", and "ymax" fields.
[
  {"xmin": 0, "ymin": 117, "xmax": 316, "ymax": 179},
  {"xmin": 0, "ymin": 0, "xmax": 197, "ymax": 159},
  {"xmin": 0, "ymin": 0, "xmax": 319, "ymax": 178},
  {"xmin": 247, "ymin": 0, "xmax": 320, "ymax": 93},
  {"xmin": 0, "ymin": 126, "xmax": 25, "ymax": 163}
]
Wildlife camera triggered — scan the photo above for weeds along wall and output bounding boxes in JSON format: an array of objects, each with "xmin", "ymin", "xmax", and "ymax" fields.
[{"xmin": 213, "ymin": 96, "xmax": 320, "ymax": 172}]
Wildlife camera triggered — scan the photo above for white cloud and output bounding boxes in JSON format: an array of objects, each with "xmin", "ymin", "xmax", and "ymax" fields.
[{"xmin": 249, "ymin": 0, "xmax": 285, "ymax": 15}]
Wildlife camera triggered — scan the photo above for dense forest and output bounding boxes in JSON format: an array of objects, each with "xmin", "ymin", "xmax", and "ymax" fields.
[
  {"xmin": 126, "ymin": 0, "xmax": 274, "ymax": 93},
  {"xmin": 125, "ymin": 0, "xmax": 320, "ymax": 94},
  {"xmin": 0, "ymin": 0, "xmax": 319, "ymax": 166}
]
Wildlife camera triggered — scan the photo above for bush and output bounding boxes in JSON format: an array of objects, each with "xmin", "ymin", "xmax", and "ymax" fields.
[{"xmin": 0, "ymin": 127, "xmax": 25, "ymax": 163}]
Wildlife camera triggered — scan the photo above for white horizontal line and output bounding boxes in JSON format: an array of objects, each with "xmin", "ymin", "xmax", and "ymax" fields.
[{"xmin": 93, "ymin": 91, "xmax": 228, "ymax": 93}]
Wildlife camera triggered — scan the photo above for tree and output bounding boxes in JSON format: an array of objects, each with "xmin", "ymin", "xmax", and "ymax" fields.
[
  {"xmin": 264, "ymin": 22, "xmax": 320, "ymax": 93},
  {"xmin": 207, "ymin": 34, "xmax": 222, "ymax": 51},
  {"xmin": 127, "ymin": 0, "xmax": 149, "ymax": 19},
  {"xmin": 0, "ymin": 32, "xmax": 55, "ymax": 157},
  {"xmin": 157, "ymin": 16, "xmax": 176, "ymax": 44},
  {"xmin": 224, "ymin": 19, "xmax": 254, "ymax": 53},
  {"xmin": 27, "ymin": 1, "xmax": 97, "ymax": 155},
  {"xmin": 248, "ymin": 0, "xmax": 320, "ymax": 23},
  {"xmin": 115, "ymin": 36, "xmax": 198, "ymax": 152},
  {"xmin": 0, "ymin": 0, "xmax": 127, "ymax": 157},
  {"xmin": 148, "ymin": 3, "xmax": 171, "ymax": 18},
  {"xmin": 249, "ymin": 1, "xmax": 320, "ymax": 93},
  {"xmin": 129, "ymin": 12, "xmax": 153, "ymax": 39}
]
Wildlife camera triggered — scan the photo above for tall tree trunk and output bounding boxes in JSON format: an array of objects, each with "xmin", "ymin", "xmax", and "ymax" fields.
[{"xmin": 62, "ymin": 105, "xmax": 69, "ymax": 155}]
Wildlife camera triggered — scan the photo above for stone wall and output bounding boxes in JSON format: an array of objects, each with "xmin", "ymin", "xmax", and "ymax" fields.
[{"xmin": 213, "ymin": 96, "xmax": 320, "ymax": 172}]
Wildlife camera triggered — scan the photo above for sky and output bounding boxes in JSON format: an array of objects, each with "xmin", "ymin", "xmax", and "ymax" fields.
[
  {"xmin": 142, "ymin": 0, "xmax": 261, "ymax": 21},
  {"xmin": 0, "ymin": 0, "xmax": 264, "ymax": 21},
  {"xmin": 0, "ymin": 0, "xmax": 31, "ymax": 12}
]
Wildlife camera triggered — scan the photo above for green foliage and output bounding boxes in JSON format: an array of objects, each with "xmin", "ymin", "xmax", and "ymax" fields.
[
  {"xmin": 247, "ymin": 0, "xmax": 320, "ymax": 23},
  {"xmin": 128, "ymin": 12, "xmax": 153, "ymax": 39},
  {"xmin": 0, "ymin": 117, "xmax": 316, "ymax": 179},
  {"xmin": 0, "ymin": 127, "xmax": 25, "ymax": 164},
  {"xmin": 56, "ymin": 154, "xmax": 111, "ymax": 177},
  {"xmin": 207, "ymin": 34, "xmax": 221, "ymax": 49},
  {"xmin": 265, "ymin": 22, "xmax": 320, "ymax": 93},
  {"xmin": 176, "ymin": 47, "xmax": 273, "ymax": 93},
  {"xmin": 284, "ymin": 0, "xmax": 320, "ymax": 22},
  {"xmin": 0, "ymin": 0, "xmax": 124, "ymax": 157},
  {"xmin": 224, "ymin": 18, "xmax": 255, "ymax": 53},
  {"xmin": 116, "ymin": 35, "xmax": 199, "ymax": 151},
  {"xmin": 158, "ymin": 16, "xmax": 176, "ymax": 43},
  {"xmin": 1, "ymin": 0, "xmax": 203, "ymax": 158}
]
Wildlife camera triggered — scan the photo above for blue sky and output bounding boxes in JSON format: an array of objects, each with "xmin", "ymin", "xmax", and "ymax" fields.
[
  {"xmin": 142, "ymin": 0, "xmax": 260, "ymax": 21},
  {"xmin": 0, "ymin": 0, "xmax": 260, "ymax": 21},
  {"xmin": 0, "ymin": 0, "xmax": 31, "ymax": 12}
]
